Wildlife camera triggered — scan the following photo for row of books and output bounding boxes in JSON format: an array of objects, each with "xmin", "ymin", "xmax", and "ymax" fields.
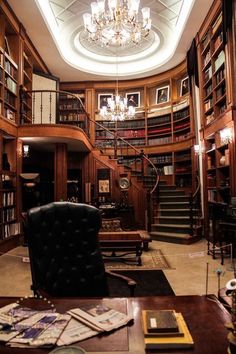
[
  {"xmin": 215, "ymin": 86, "xmax": 225, "ymax": 101},
  {"xmin": 117, "ymin": 130, "xmax": 145, "ymax": 138},
  {"xmin": 205, "ymin": 84, "xmax": 213, "ymax": 98},
  {"xmin": 4, "ymin": 59, "xmax": 18, "ymax": 80},
  {"xmin": 173, "ymin": 122, "xmax": 190, "ymax": 131},
  {"xmin": 201, "ymin": 30, "xmax": 210, "ymax": 51},
  {"xmin": 203, "ymin": 50, "xmax": 211, "ymax": 67},
  {"xmin": 204, "ymin": 66, "xmax": 212, "ymax": 83},
  {"xmin": 4, "ymin": 108, "xmax": 16, "ymax": 121},
  {"xmin": 59, "ymin": 103, "xmax": 83, "ymax": 110},
  {"xmin": 174, "ymin": 132, "xmax": 191, "ymax": 141},
  {"xmin": 205, "ymin": 112, "xmax": 215, "ymax": 125},
  {"xmin": 148, "ymin": 136, "xmax": 172, "ymax": 145},
  {"xmin": 147, "ymin": 114, "xmax": 171, "ymax": 126},
  {"xmin": 59, "ymin": 113, "xmax": 82, "ymax": 121},
  {"xmin": 3, "ymin": 222, "xmax": 20, "ymax": 239},
  {"xmin": 204, "ymin": 98, "xmax": 213, "ymax": 112},
  {"xmin": 215, "ymin": 68, "xmax": 225, "ymax": 85},
  {"xmin": 60, "ymin": 92, "xmax": 85, "ymax": 99},
  {"xmin": 173, "ymin": 107, "xmax": 189, "ymax": 121},
  {"xmin": 2, "ymin": 207, "xmax": 15, "ymax": 223},
  {"xmin": 214, "ymin": 50, "xmax": 225, "ymax": 71},
  {"xmin": 148, "ymin": 127, "xmax": 171, "ymax": 135},
  {"xmin": 213, "ymin": 32, "xmax": 223, "ymax": 52},
  {"xmin": 4, "ymin": 91, "xmax": 16, "ymax": 109},
  {"xmin": 2, "ymin": 191, "xmax": 14, "ymax": 207},
  {"xmin": 5, "ymin": 76, "xmax": 17, "ymax": 94},
  {"xmin": 149, "ymin": 155, "xmax": 172, "ymax": 164}
]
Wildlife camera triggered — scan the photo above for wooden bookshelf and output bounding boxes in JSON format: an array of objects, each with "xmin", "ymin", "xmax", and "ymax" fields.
[
  {"xmin": 0, "ymin": 133, "xmax": 20, "ymax": 244},
  {"xmin": 199, "ymin": 5, "xmax": 226, "ymax": 127}
]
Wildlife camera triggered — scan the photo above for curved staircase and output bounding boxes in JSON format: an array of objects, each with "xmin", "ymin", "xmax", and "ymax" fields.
[{"xmin": 150, "ymin": 181, "xmax": 202, "ymax": 244}]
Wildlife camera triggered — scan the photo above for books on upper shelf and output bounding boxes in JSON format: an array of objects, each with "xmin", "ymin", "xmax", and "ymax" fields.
[{"xmin": 142, "ymin": 310, "xmax": 194, "ymax": 349}]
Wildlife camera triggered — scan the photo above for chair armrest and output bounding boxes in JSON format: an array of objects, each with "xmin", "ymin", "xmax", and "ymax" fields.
[{"xmin": 106, "ymin": 270, "xmax": 136, "ymax": 297}]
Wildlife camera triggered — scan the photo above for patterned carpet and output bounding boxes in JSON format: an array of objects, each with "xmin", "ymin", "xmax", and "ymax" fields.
[{"xmin": 105, "ymin": 248, "xmax": 171, "ymax": 271}]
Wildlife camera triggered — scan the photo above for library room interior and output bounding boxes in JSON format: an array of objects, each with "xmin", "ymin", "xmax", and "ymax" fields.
[{"xmin": 1, "ymin": 0, "xmax": 236, "ymax": 353}]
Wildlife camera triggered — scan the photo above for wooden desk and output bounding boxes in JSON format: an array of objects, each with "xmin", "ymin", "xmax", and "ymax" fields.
[{"xmin": 0, "ymin": 295, "xmax": 231, "ymax": 354}]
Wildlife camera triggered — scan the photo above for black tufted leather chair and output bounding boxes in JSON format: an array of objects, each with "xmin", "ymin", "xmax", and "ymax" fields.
[{"xmin": 26, "ymin": 202, "xmax": 136, "ymax": 297}]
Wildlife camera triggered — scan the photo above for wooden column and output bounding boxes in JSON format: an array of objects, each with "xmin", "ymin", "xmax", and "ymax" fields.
[{"xmin": 54, "ymin": 143, "xmax": 67, "ymax": 201}]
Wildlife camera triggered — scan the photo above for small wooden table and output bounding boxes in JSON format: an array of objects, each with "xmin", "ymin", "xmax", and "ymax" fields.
[{"xmin": 99, "ymin": 231, "xmax": 143, "ymax": 266}]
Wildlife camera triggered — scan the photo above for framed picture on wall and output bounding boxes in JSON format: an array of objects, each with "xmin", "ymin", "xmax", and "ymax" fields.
[
  {"xmin": 126, "ymin": 92, "xmax": 140, "ymax": 107},
  {"xmin": 156, "ymin": 86, "xmax": 169, "ymax": 104},
  {"xmin": 98, "ymin": 179, "xmax": 110, "ymax": 193},
  {"xmin": 98, "ymin": 93, "xmax": 113, "ymax": 109},
  {"xmin": 180, "ymin": 77, "xmax": 189, "ymax": 96}
]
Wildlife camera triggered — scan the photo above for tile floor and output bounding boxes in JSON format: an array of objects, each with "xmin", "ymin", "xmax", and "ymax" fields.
[{"xmin": 0, "ymin": 237, "xmax": 234, "ymax": 297}]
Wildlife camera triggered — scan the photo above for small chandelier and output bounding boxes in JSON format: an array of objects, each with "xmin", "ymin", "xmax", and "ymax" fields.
[
  {"xmin": 100, "ymin": 93, "xmax": 135, "ymax": 121},
  {"xmin": 83, "ymin": 0, "xmax": 151, "ymax": 47}
]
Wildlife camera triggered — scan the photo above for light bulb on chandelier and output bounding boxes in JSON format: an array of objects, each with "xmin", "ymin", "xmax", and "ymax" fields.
[{"xmin": 83, "ymin": 0, "xmax": 151, "ymax": 47}]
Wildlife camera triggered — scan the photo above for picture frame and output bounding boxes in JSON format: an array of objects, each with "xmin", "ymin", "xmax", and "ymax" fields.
[
  {"xmin": 180, "ymin": 76, "xmax": 189, "ymax": 96},
  {"xmin": 98, "ymin": 179, "xmax": 110, "ymax": 193},
  {"xmin": 98, "ymin": 93, "xmax": 113, "ymax": 109},
  {"xmin": 156, "ymin": 86, "xmax": 169, "ymax": 104},
  {"xmin": 125, "ymin": 92, "xmax": 140, "ymax": 108}
]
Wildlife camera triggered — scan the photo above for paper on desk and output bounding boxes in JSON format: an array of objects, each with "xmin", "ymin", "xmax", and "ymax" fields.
[{"xmin": 68, "ymin": 304, "xmax": 133, "ymax": 332}]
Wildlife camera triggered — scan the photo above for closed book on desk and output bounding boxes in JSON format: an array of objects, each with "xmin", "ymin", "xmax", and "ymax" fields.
[
  {"xmin": 142, "ymin": 309, "xmax": 179, "ymax": 334},
  {"xmin": 143, "ymin": 313, "xmax": 194, "ymax": 349},
  {"xmin": 142, "ymin": 310, "xmax": 183, "ymax": 337}
]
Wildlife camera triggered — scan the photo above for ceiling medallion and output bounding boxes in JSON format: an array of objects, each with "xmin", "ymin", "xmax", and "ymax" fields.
[{"xmin": 83, "ymin": 0, "xmax": 152, "ymax": 47}]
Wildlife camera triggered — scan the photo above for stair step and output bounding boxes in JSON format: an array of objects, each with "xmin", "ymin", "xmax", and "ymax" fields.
[
  {"xmin": 160, "ymin": 202, "xmax": 190, "ymax": 209},
  {"xmin": 150, "ymin": 231, "xmax": 201, "ymax": 244},
  {"xmin": 154, "ymin": 216, "xmax": 192, "ymax": 225},
  {"xmin": 159, "ymin": 196, "xmax": 189, "ymax": 202},
  {"xmin": 159, "ymin": 190, "xmax": 185, "ymax": 196},
  {"xmin": 152, "ymin": 223, "xmax": 191, "ymax": 234},
  {"xmin": 158, "ymin": 185, "xmax": 177, "ymax": 190}
]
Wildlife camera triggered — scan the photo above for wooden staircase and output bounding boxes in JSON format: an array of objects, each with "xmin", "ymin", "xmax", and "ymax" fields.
[{"xmin": 150, "ymin": 181, "xmax": 202, "ymax": 244}]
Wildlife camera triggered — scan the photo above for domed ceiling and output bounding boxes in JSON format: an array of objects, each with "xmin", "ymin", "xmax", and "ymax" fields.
[{"xmin": 8, "ymin": 0, "xmax": 214, "ymax": 80}]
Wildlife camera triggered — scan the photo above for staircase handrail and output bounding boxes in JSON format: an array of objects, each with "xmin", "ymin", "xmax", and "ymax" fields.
[{"xmin": 189, "ymin": 174, "xmax": 201, "ymax": 236}]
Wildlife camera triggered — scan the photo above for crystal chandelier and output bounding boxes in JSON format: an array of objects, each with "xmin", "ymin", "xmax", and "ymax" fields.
[
  {"xmin": 100, "ymin": 93, "xmax": 135, "ymax": 121},
  {"xmin": 99, "ymin": 53, "xmax": 136, "ymax": 121},
  {"xmin": 83, "ymin": 0, "xmax": 151, "ymax": 47}
]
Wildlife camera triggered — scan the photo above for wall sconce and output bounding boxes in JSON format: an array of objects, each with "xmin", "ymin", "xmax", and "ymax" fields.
[
  {"xmin": 23, "ymin": 145, "xmax": 29, "ymax": 157},
  {"xmin": 194, "ymin": 144, "xmax": 204, "ymax": 155},
  {"xmin": 220, "ymin": 128, "xmax": 232, "ymax": 145}
]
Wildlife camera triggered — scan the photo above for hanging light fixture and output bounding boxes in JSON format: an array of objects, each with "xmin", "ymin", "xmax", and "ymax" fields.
[
  {"xmin": 99, "ymin": 56, "xmax": 136, "ymax": 121},
  {"xmin": 83, "ymin": 0, "xmax": 151, "ymax": 47}
]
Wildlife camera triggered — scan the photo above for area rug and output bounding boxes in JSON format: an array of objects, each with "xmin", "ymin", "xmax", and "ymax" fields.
[
  {"xmin": 105, "ymin": 249, "xmax": 171, "ymax": 271},
  {"xmin": 108, "ymin": 270, "xmax": 175, "ymax": 297}
]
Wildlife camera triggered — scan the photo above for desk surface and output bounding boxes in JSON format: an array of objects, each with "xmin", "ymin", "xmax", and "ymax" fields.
[{"xmin": 0, "ymin": 295, "xmax": 231, "ymax": 354}]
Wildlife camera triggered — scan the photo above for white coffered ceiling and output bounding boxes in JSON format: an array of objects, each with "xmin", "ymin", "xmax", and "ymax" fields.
[{"xmin": 7, "ymin": 0, "xmax": 214, "ymax": 81}]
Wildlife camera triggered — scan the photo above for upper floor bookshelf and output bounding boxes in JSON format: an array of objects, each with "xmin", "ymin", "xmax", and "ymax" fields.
[
  {"xmin": 92, "ymin": 74, "xmax": 193, "ymax": 150},
  {"xmin": 198, "ymin": 5, "xmax": 227, "ymax": 127},
  {"xmin": 0, "ymin": 11, "xmax": 19, "ymax": 124}
]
